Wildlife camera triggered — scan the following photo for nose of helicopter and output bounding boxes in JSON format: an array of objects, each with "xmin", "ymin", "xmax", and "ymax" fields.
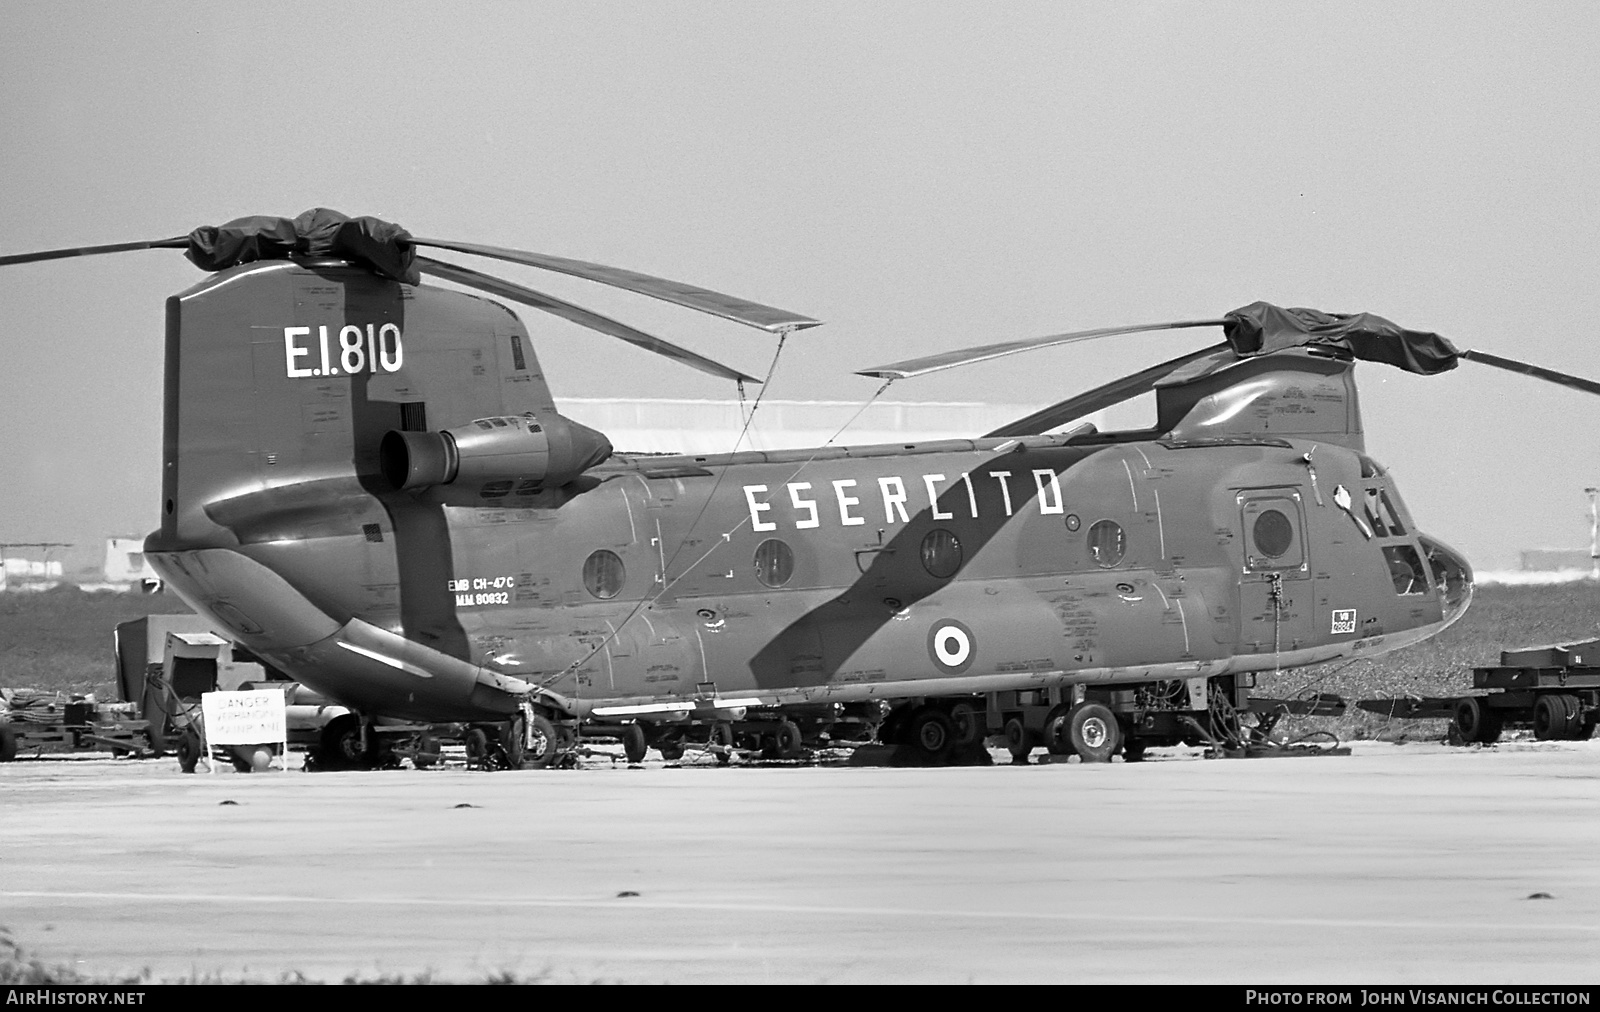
[{"xmin": 1419, "ymin": 535, "xmax": 1474, "ymax": 627}]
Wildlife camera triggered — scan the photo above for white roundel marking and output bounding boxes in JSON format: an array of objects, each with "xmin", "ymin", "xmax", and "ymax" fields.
[{"xmin": 933, "ymin": 625, "xmax": 971, "ymax": 667}]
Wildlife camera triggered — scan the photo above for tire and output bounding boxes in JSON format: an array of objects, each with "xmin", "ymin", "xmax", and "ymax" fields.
[
  {"xmin": 907, "ymin": 705, "xmax": 954, "ymax": 760},
  {"xmin": 411, "ymin": 730, "xmax": 440, "ymax": 769},
  {"xmin": 321, "ymin": 717, "xmax": 369, "ymax": 770},
  {"xmin": 774, "ymin": 719, "xmax": 804, "ymax": 759},
  {"xmin": 464, "ymin": 728, "xmax": 491, "ymax": 769},
  {"xmin": 1122, "ymin": 739, "xmax": 1148, "ymax": 763},
  {"xmin": 949, "ymin": 703, "xmax": 983, "ymax": 747},
  {"xmin": 523, "ymin": 715, "xmax": 560, "ymax": 769},
  {"xmin": 1044, "ymin": 705, "xmax": 1076, "ymax": 756},
  {"xmin": 1067, "ymin": 702, "xmax": 1121, "ymax": 763},
  {"xmin": 710, "ymin": 722, "xmax": 734, "ymax": 748},
  {"xmin": 621, "ymin": 724, "xmax": 648, "ymax": 764},
  {"xmin": 176, "ymin": 731, "xmax": 201, "ymax": 774},
  {"xmin": 0, "ymin": 723, "xmax": 16, "ymax": 762},
  {"xmin": 1003, "ymin": 717, "xmax": 1033, "ymax": 763},
  {"xmin": 500, "ymin": 718, "xmax": 526, "ymax": 770},
  {"xmin": 1454, "ymin": 696, "xmax": 1502, "ymax": 744},
  {"xmin": 1534, "ymin": 694, "xmax": 1580, "ymax": 741},
  {"xmin": 657, "ymin": 738, "xmax": 685, "ymax": 762}
]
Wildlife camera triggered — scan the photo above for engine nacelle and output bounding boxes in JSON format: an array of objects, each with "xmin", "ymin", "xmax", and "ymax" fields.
[{"xmin": 380, "ymin": 412, "xmax": 612, "ymax": 491}]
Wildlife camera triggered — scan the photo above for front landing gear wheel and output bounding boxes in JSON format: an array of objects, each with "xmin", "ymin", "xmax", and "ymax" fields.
[
  {"xmin": 774, "ymin": 719, "xmax": 804, "ymax": 759},
  {"xmin": 1067, "ymin": 702, "xmax": 1120, "ymax": 763},
  {"xmin": 521, "ymin": 714, "xmax": 559, "ymax": 768},
  {"xmin": 1044, "ymin": 705, "xmax": 1077, "ymax": 757},
  {"xmin": 621, "ymin": 724, "xmax": 648, "ymax": 764}
]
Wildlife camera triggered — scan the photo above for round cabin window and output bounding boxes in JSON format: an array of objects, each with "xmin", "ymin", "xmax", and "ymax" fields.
[
  {"xmin": 582, "ymin": 549, "xmax": 625, "ymax": 599},
  {"xmin": 754, "ymin": 539, "xmax": 794, "ymax": 588},
  {"xmin": 1087, "ymin": 520, "xmax": 1125, "ymax": 568},
  {"xmin": 1253, "ymin": 509, "xmax": 1295, "ymax": 559},
  {"xmin": 920, "ymin": 528, "xmax": 963, "ymax": 579}
]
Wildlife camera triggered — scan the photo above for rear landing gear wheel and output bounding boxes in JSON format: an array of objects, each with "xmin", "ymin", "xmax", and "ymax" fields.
[
  {"xmin": 411, "ymin": 730, "xmax": 440, "ymax": 769},
  {"xmin": 621, "ymin": 724, "xmax": 648, "ymax": 764},
  {"xmin": 464, "ymin": 728, "xmax": 491, "ymax": 769},
  {"xmin": 1044, "ymin": 705, "xmax": 1076, "ymax": 757},
  {"xmin": 1003, "ymin": 717, "xmax": 1033, "ymax": 764},
  {"xmin": 950, "ymin": 703, "xmax": 983, "ymax": 748},
  {"xmin": 775, "ymin": 719, "xmax": 804, "ymax": 759},
  {"xmin": 907, "ymin": 706, "xmax": 954, "ymax": 761},
  {"xmin": 1067, "ymin": 702, "xmax": 1120, "ymax": 763},
  {"xmin": 1454, "ymin": 696, "xmax": 1503, "ymax": 744}
]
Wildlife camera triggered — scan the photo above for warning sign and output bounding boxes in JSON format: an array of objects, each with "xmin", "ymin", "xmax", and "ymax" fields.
[{"xmin": 201, "ymin": 690, "xmax": 287, "ymax": 745}]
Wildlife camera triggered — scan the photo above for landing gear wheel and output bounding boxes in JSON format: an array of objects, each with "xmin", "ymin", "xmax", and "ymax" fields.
[
  {"xmin": 1122, "ymin": 739, "xmax": 1148, "ymax": 763},
  {"xmin": 522, "ymin": 714, "xmax": 560, "ymax": 768},
  {"xmin": 1067, "ymin": 702, "xmax": 1121, "ymax": 763},
  {"xmin": 464, "ymin": 727, "xmax": 491, "ymax": 769},
  {"xmin": 1454, "ymin": 696, "xmax": 1503, "ymax": 744},
  {"xmin": 176, "ymin": 731, "xmax": 201, "ymax": 774},
  {"xmin": 949, "ymin": 703, "xmax": 983, "ymax": 747},
  {"xmin": 775, "ymin": 719, "xmax": 804, "ymax": 759},
  {"xmin": 711, "ymin": 722, "xmax": 734, "ymax": 748},
  {"xmin": 657, "ymin": 738, "xmax": 685, "ymax": 762},
  {"xmin": 621, "ymin": 724, "xmax": 648, "ymax": 764},
  {"xmin": 1044, "ymin": 705, "xmax": 1077, "ymax": 756},
  {"xmin": 321, "ymin": 717, "xmax": 370, "ymax": 770},
  {"xmin": 1003, "ymin": 717, "xmax": 1033, "ymax": 763},
  {"xmin": 0, "ymin": 723, "xmax": 16, "ymax": 762},
  {"xmin": 500, "ymin": 719, "xmax": 526, "ymax": 770},
  {"xmin": 1534, "ymin": 693, "xmax": 1581, "ymax": 740},
  {"xmin": 907, "ymin": 705, "xmax": 954, "ymax": 760},
  {"xmin": 411, "ymin": 730, "xmax": 439, "ymax": 769}
]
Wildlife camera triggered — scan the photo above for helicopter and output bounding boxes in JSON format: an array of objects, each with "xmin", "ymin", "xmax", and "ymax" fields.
[{"xmin": 6, "ymin": 209, "xmax": 1596, "ymax": 768}]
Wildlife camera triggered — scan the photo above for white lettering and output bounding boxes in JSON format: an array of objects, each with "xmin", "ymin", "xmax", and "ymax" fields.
[
  {"xmin": 834, "ymin": 479, "xmax": 865, "ymax": 526},
  {"xmin": 879, "ymin": 476, "xmax": 910, "ymax": 524},
  {"xmin": 365, "ymin": 323, "xmax": 380, "ymax": 374},
  {"xmin": 989, "ymin": 470, "xmax": 1015, "ymax": 516},
  {"xmin": 743, "ymin": 485, "xmax": 776, "ymax": 532},
  {"xmin": 923, "ymin": 473, "xmax": 953, "ymax": 520},
  {"xmin": 318, "ymin": 325, "xmax": 332, "ymax": 375},
  {"xmin": 1033, "ymin": 469, "xmax": 1064, "ymax": 515},
  {"xmin": 339, "ymin": 325, "xmax": 366, "ymax": 374},
  {"xmin": 788, "ymin": 482, "xmax": 820, "ymax": 529},
  {"xmin": 378, "ymin": 322, "xmax": 403, "ymax": 371},
  {"xmin": 283, "ymin": 327, "xmax": 314, "ymax": 378},
  {"xmin": 960, "ymin": 472, "xmax": 978, "ymax": 518}
]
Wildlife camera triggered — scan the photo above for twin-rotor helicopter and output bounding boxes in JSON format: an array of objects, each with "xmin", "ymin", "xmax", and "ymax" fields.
[{"xmin": 6, "ymin": 209, "xmax": 1595, "ymax": 768}]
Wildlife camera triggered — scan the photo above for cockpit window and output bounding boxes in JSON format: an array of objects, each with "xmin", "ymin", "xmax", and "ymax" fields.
[{"xmin": 1382, "ymin": 545, "xmax": 1428, "ymax": 595}]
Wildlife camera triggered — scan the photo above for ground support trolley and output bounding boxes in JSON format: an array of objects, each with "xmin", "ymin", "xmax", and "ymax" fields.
[
  {"xmin": 0, "ymin": 690, "xmax": 157, "ymax": 761},
  {"xmin": 1362, "ymin": 641, "xmax": 1600, "ymax": 744}
]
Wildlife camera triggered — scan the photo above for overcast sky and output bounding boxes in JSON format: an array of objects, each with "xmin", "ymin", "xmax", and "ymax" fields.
[{"xmin": 3, "ymin": 2, "xmax": 1599, "ymax": 571}]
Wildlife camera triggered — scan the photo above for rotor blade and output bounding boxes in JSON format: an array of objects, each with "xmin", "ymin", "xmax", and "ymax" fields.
[
  {"xmin": 416, "ymin": 256, "xmax": 761, "ymax": 385},
  {"xmin": 1460, "ymin": 349, "xmax": 1600, "ymax": 398},
  {"xmin": 988, "ymin": 344, "xmax": 1232, "ymax": 437},
  {"xmin": 0, "ymin": 236, "xmax": 189, "ymax": 267},
  {"xmin": 410, "ymin": 238, "xmax": 820, "ymax": 334},
  {"xmin": 856, "ymin": 319, "xmax": 1228, "ymax": 380}
]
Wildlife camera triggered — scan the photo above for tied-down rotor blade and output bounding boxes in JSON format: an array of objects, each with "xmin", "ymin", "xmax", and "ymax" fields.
[
  {"xmin": 0, "ymin": 236, "xmax": 189, "ymax": 267},
  {"xmin": 1459, "ymin": 349, "xmax": 1600, "ymax": 398},
  {"xmin": 417, "ymin": 257, "xmax": 761, "ymax": 385},
  {"xmin": 410, "ymin": 237, "xmax": 821, "ymax": 334},
  {"xmin": 856, "ymin": 319, "xmax": 1227, "ymax": 380}
]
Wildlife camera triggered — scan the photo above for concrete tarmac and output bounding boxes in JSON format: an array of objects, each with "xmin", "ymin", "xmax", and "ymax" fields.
[{"xmin": 1, "ymin": 740, "xmax": 1597, "ymax": 984}]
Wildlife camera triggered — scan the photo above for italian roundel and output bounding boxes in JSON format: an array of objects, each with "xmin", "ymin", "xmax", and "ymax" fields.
[{"xmin": 927, "ymin": 619, "xmax": 976, "ymax": 674}]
